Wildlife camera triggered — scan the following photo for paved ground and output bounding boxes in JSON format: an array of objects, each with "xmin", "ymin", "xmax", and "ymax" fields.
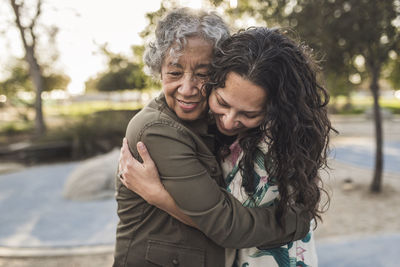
[
  {"xmin": 317, "ymin": 233, "xmax": 400, "ymax": 267},
  {"xmin": 0, "ymin": 162, "xmax": 117, "ymax": 249},
  {"xmin": 334, "ymin": 140, "xmax": 400, "ymax": 173},
  {"xmin": 0, "ymin": 115, "xmax": 399, "ymax": 266}
]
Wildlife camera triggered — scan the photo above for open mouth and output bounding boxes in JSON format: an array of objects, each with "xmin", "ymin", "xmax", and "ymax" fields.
[{"xmin": 177, "ymin": 99, "xmax": 200, "ymax": 110}]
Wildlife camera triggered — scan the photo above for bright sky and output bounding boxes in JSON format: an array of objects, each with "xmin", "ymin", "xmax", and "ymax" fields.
[{"xmin": 0, "ymin": 0, "xmax": 207, "ymax": 94}]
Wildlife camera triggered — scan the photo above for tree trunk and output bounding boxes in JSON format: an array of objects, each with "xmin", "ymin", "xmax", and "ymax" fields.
[
  {"xmin": 26, "ymin": 47, "xmax": 46, "ymax": 135},
  {"xmin": 10, "ymin": 0, "xmax": 46, "ymax": 136},
  {"xmin": 369, "ymin": 66, "xmax": 383, "ymax": 193}
]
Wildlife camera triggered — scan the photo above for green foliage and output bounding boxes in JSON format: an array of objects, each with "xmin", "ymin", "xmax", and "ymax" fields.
[
  {"xmin": 0, "ymin": 108, "xmax": 140, "ymax": 161},
  {"xmin": 85, "ymin": 44, "xmax": 152, "ymax": 92},
  {"xmin": 44, "ymin": 100, "xmax": 143, "ymax": 117},
  {"xmin": 0, "ymin": 121, "xmax": 34, "ymax": 136},
  {"xmin": 384, "ymin": 55, "xmax": 400, "ymax": 90},
  {"xmin": 96, "ymin": 63, "xmax": 145, "ymax": 91},
  {"xmin": 383, "ymin": 104, "xmax": 400, "ymax": 114},
  {"xmin": 329, "ymin": 95, "xmax": 400, "ymax": 114},
  {"xmin": 325, "ymin": 72, "xmax": 353, "ymax": 98},
  {"xmin": 41, "ymin": 109, "xmax": 140, "ymax": 158},
  {"xmin": 43, "ymin": 72, "xmax": 71, "ymax": 91},
  {"xmin": 0, "ymin": 59, "xmax": 70, "ymax": 96},
  {"xmin": 139, "ymin": 1, "xmax": 170, "ymax": 40},
  {"xmin": 0, "ymin": 62, "xmax": 31, "ymax": 97},
  {"xmin": 212, "ymin": 0, "xmax": 400, "ymax": 97}
]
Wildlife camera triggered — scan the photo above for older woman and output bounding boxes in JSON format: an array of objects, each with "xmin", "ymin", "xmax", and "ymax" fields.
[{"xmin": 113, "ymin": 8, "xmax": 311, "ymax": 267}]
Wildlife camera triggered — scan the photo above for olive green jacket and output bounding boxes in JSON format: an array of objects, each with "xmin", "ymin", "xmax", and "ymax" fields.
[{"xmin": 113, "ymin": 93, "xmax": 310, "ymax": 267}]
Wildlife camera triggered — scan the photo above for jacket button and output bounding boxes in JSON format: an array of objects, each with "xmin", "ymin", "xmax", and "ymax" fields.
[
  {"xmin": 172, "ymin": 259, "xmax": 179, "ymax": 266},
  {"xmin": 211, "ymin": 167, "xmax": 217, "ymax": 173}
]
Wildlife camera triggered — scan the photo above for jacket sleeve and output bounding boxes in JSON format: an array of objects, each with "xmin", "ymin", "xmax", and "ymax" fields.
[{"xmin": 127, "ymin": 122, "xmax": 310, "ymax": 249}]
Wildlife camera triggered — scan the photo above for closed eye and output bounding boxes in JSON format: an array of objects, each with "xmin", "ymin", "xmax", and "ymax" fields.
[
  {"xmin": 195, "ymin": 72, "xmax": 208, "ymax": 79},
  {"xmin": 217, "ymin": 98, "xmax": 229, "ymax": 107},
  {"xmin": 167, "ymin": 72, "xmax": 183, "ymax": 77},
  {"xmin": 243, "ymin": 113, "xmax": 260, "ymax": 119}
]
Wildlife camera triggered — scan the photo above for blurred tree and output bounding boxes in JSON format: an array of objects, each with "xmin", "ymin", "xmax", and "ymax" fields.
[
  {"xmin": 0, "ymin": 60, "xmax": 69, "ymax": 96},
  {"xmin": 9, "ymin": 0, "xmax": 49, "ymax": 135},
  {"xmin": 0, "ymin": 59, "xmax": 70, "ymax": 121},
  {"xmin": 0, "ymin": 61, "xmax": 33, "ymax": 120},
  {"xmin": 213, "ymin": 0, "xmax": 400, "ymax": 192},
  {"xmin": 131, "ymin": 45, "xmax": 161, "ymax": 89},
  {"xmin": 42, "ymin": 72, "xmax": 70, "ymax": 92},
  {"xmin": 85, "ymin": 44, "xmax": 149, "ymax": 92},
  {"xmin": 299, "ymin": 0, "xmax": 399, "ymax": 193},
  {"xmin": 0, "ymin": 61, "xmax": 31, "ymax": 99},
  {"xmin": 139, "ymin": 1, "xmax": 170, "ymax": 40}
]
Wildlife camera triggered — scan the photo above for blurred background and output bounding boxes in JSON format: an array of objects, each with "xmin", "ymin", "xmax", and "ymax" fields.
[{"xmin": 0, "ymin": 0, "xmax": 399, "ymax": 266}]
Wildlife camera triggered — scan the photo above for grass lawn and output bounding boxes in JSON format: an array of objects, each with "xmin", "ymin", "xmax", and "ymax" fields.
[
  {"xmin": 333, "ymin": 95, "xmax": 400, "ymax": 114},
  {"xmin": 44, "ymin": 100, "xmax": 143, "ymax": 117}
]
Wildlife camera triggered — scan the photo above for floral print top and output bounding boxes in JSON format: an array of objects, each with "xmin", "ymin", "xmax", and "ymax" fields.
[{"xmin": 221, "ymin": 139, "xmax": 318, "ymax": 267}]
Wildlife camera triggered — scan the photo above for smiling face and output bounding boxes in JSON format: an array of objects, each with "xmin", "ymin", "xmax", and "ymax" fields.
[
  {"xmin": 161, "ymin": 36, "xmax": 213, "ymax": 121},
  {"xmin": 209, "ymin": 72, "xmax": 267, "ymax": 136}
]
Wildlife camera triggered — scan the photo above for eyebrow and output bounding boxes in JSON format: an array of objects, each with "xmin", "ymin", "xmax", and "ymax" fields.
[
  {"xmin": 167, "ymin": 62, "xmax": 210, "ymax": 70},
  {"xmin": 215, "ymin": 91, "xmax": 263, "ymax": 115},
  {"xmin": 167, "ymin": 62, "xmax": 183, "ymax": 69},
  {"xmin": 195, "ymin": 64, "xmax": 211, "ymax": 69}
]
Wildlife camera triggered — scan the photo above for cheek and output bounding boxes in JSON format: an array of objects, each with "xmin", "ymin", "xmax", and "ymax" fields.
[
  {"xmin": 162, "ymin": 81, "xmax": 177, "ymax": 96},
  {"xmin": 208, "ymin": 95, "xmax": 220, "ymax": 114},
  {"xmin": 161, "ymin": 80, "xmax": 169, "ymax": 92},
  {"xmin": 242, "ymin": 118, "xmax": 264, "ymax": 129}
]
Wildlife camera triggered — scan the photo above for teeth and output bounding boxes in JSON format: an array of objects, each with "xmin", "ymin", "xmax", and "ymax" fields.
[{"xmin": 178, "ymin": 100, "xmax": 197, "ymax": 107}]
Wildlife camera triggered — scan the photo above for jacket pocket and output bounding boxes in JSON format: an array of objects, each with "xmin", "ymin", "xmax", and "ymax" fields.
[{"xmin": 145, "ymin": 240, "xmax": 205, "ymax": 267}]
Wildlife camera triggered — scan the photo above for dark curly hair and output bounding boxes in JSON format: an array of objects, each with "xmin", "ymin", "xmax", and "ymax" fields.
[{"xmin": 206, "ymin": 27, "xmax": 334, "ymax": 227}]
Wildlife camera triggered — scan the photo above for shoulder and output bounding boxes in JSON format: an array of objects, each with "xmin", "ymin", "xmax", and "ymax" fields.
[
  {"xmin": 125, "ymin": 103, "xmax": 195, "ymax": 155},
  {"xmin": 126, "ymin": 96, "xmax": 185, "ymax": 135}
]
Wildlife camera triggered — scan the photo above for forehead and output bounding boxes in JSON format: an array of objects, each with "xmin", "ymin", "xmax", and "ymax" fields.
[
  {"xmin": 217, "ymin": 72, "xmax": 266, "ymax": 112},
  {"xmin": 163, "ymin": 36, "xmax": 213, "ymax": 68}
]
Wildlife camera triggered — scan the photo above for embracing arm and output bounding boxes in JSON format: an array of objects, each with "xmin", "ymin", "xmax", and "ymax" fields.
[
  {"xmin": 119, "ymin": 139, "xmax": 197, "ymax": 228},
  {"xmin": 123, "ymin": 124, "xmax": 310, "ymax": 249}
]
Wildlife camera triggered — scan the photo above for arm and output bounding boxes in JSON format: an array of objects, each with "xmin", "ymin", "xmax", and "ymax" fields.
[
  {"xmin": 119, "ymin": 138, "xmax": 197, "ymax": 228},
  {"xmin": 124, "ymin": 123, "xmax": 310, "ymax": 249}
]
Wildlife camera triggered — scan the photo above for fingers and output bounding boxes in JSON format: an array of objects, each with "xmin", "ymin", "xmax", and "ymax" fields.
[
  {"xmin": 121, "ymin": 138, "xmax": 130, "ymax": 157},
  {"xmin": 119, "ymin": 174, "xmax": 128, "ymax": 187},
  {"xmin": 119, "ymin": 138, "xmax": 135, "ymax": 189},
  {"xmin": 136, "ymin": 141, "xmax": 155, "ymax": 167},
  {"xmin": 120, "ymin": 137, "xmax": 154, "ymax": 170},
  {"xmin": 121, "ymin": 138, "xmax": 137, "ymax": 165}
]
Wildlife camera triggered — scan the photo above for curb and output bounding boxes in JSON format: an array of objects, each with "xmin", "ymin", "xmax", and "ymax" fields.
[
  {"xmin": 0, "ymin": 162, "xmax": 25, "ymax": 175},
  {"xmin": 0, "ymin": 244, "xmax": 114, "ymax": 258}
]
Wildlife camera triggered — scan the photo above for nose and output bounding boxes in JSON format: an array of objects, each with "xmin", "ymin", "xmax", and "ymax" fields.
[
  {"xmin": 178, "ymin": 73, "xmax": 200, "ymax": 97},
  {"xmin": 221, "ymin": 111, "xmax": 239, "ymax": 130}
]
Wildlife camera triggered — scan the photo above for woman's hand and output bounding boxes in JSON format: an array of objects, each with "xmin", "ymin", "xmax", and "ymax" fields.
[{"xmin": 119, "ymin": 138, "xmax": 164, "ymax": 205}]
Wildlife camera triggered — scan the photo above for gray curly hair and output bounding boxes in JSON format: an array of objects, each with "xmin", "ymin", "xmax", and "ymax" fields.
[{"xmin": 143, "ymin": 7, "xmax": 230, "ymax": 78}]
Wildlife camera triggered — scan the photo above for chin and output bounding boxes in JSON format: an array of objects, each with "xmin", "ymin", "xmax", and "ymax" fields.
[
  {"xmin": 216, "ymin": 126, "xmax": 237, "ymax": 136},
  {"xmin": 177, "ymin": 111, "xmax": 202, "ymax": 121},
  {"xmin": 223, "ymin": 131, "xmax": 238, "ymax": 136}
]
